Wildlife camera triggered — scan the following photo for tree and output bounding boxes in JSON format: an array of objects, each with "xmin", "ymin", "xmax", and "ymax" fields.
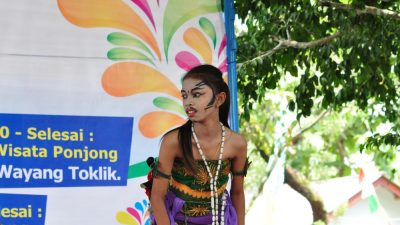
[
  {"xmin": 241, "ymin": 85, "xmax": 399, "ymax": 223},
  {"xmin": 241, "ymin": 89, "xmax": 332, "ymax": 222},
  {"xmin": 235, "ymin": 0, "xmax": 400, "ymax": 223},
  {"xmin": 235, "ymin": 0, "xmax": 400, "ymax": 149}
]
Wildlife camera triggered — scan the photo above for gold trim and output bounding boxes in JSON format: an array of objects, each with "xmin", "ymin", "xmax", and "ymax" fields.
[{"xmin": 170, "ymin": 179, "xmax": 227, "ymax": 199}]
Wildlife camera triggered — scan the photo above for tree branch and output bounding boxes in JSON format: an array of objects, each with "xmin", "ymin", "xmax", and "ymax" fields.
[
  {"xmin": 237, "ymin": 32, "xmax": 341, "ymax": 69},
  {"xmin": 237, "ymin": 41, "xmax": 284, "ymax": 69},
  {"xmin": 256, "ymin": 148, "xmax": 270, "ymax": 162},
  {"xmin": 337, "ymin": 138, "xmax": 347, "ymax": 176},
  {"xmin": 319, "ymin": 0, "xmax": 400, "ymax": 21},
  {"xmin": 278, "ymin": 32, "xmax": 341, "ymax": 49},
  {"xmin": 292, "ymin": 109, "xmax": 330, "ymax": 142}
]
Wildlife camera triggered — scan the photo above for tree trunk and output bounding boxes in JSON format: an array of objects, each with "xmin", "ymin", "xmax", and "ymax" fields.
[{"xmin": 284, "ymin": 165, "xmax": 328, "ymax": 223}]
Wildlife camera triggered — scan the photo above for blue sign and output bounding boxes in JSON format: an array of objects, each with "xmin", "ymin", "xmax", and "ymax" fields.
[
  {"xmin": 0, "ymin": 193, "xmax": 47, "ymax": 225},
  {"xmin": 0, "ymin": 113, "xmax": 134, "ymax": 188}
]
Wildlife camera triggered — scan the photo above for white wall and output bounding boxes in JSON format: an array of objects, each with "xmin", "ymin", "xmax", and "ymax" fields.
[{"xmin": 330, "ymin": 187, "xmax": 400, "ymax": 225}]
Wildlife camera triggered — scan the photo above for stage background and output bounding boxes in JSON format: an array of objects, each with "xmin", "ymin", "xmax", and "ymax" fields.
[{"xmin": 0, "ymin": 0, "xmax": 232, "ymax": 224}]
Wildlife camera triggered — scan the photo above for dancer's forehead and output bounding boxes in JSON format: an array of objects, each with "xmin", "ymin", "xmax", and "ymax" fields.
[{"xmin": 181, "ymin": 78, "xmax": 210, "ymax": 92}]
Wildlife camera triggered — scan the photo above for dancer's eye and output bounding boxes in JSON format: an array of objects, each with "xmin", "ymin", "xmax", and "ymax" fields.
[
  {"xmin": 181, "ymin": 93, "xmax": 187, "ymax": 99},
  {"xmin": 193, "ymin": 92, "xmax": 202, "ymax": 98}
]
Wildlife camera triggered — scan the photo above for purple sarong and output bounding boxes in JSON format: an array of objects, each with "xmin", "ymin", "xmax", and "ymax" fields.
[{"xmin": 151, "ymin": 190, "xmax": 237, "ymax": 225}]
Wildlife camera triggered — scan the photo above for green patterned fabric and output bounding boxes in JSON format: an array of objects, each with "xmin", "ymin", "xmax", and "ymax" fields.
[{"xmin": 169, "ymin": 158, "xmax": 231, "ymax": 217}]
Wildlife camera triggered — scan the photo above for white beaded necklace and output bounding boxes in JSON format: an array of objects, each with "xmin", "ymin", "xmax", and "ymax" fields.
[{"xmin": 191, "ymin": 122, "xmax": 226, "ymax": 225}]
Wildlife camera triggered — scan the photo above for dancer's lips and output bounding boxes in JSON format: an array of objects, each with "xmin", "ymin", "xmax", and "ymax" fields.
[{"xmin": 185, "ymin": 107, "xmax": 197, "ymax": 117}]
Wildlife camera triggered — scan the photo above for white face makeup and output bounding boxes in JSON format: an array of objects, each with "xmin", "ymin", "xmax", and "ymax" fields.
[{"xmin": 181, "ymin": 78, "xmax": 217, "ymax": 121}]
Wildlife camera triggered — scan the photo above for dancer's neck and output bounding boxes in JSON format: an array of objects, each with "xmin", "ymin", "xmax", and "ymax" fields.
[{"xmin": 192, "ymin": 119, "xmax": 222, "ymax": 139}]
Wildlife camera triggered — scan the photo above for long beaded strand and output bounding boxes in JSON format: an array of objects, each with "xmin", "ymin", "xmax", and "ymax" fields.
[{"xmin": 192, "ymin": 122, "xmax": 226, "ymax": 225}]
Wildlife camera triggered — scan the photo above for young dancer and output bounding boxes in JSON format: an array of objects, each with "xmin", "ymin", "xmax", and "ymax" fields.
[{"xmin": 150, "ymin": 64, "xmax": 248, "ymax": 225}]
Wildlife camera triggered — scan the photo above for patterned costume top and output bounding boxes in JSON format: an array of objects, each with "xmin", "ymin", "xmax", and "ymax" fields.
[
  {"xmin": 145, "ymin": 155, "xmax": 248, "ymax": 224},
  {"xmin": 169, "ymin": 158, "xmax": 231, "ymax": 218}
]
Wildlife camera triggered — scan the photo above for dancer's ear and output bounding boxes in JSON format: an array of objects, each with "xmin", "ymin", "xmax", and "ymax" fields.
[{"xmin": 216, "ymin": 92, "xmax": 226, "ymax": 107}]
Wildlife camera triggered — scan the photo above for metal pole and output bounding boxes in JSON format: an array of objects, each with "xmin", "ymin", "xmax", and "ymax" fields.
[{"xmin": 224, "ymin": 0, "xmax": 239, "ymax": 132}]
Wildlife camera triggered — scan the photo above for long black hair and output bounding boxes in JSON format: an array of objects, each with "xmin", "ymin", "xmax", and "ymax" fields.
[{"xmin": 164, "ymin": 64, "xmax": 231, "ymax": 172}]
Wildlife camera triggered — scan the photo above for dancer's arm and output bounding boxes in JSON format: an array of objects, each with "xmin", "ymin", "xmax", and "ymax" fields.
[
  {"xmin": 150, "ymin": 131, "xmax": 178, "ymax": 225},
  {"xmin": 231, "ymin": 134, "xmax": 247, "ymax": 225}
]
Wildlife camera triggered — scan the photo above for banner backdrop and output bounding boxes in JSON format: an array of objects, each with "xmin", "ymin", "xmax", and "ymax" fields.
[{"xmin": 0, "ymin": 0, "xmax": 228, "ymax": 224}]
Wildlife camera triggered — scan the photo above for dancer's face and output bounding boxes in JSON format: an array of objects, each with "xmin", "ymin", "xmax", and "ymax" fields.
[{"xmin": 181, "ymin": 77, "xmax": 218, "ymax": 121}]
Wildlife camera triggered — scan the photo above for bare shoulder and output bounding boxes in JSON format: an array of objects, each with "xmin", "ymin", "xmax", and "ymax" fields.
[
  {"xmin": 161, "ymin": 129, "xmax": 179, "ymax": 145},
  {"xmin": 229, "ymin": 130, "xmax": 247, "ymax": 149},
  {"xmin": 226, "ymin": 129, "xmax": 247, "ymax": 172},
  {"xmin": 225, "ymin": 128, "xmax": 247, "ymax": 158},
  {"xmin": 159, "ymin": 129, "xmax": 180, "ymax": 157}
]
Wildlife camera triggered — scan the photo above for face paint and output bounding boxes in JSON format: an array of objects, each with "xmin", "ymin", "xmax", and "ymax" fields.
[
  {"xmin": 204, "ymin": 90, "xmax": 216, "ymax": 110},
  {"xmin": 195, "ymin": 81, "xmax": 206, "ymax": 88},
  {"xmin": 194, "ymin": 81, "xmax": 216, "ymax": 110},
  {"xmin": 192, "ymin": 81, "xmax": 215, "ymax": 110},
  {"xmin": 181, "ymin": 78, "xmax": 217, "ymax": 121}
]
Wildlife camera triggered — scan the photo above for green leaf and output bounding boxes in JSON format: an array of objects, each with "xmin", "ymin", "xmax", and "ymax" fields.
[
  {"xmin": 107, "ymin": 32, "xmax": 156, "ymax": 60},
  {"xmin": 107, "ymin": 48, "xmax": 155, "ymax": 66}
]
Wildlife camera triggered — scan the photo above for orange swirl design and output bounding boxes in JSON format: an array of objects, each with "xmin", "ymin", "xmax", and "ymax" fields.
[
  {"xmin": 102, "ymin": 62, "xmax": 181, "ymax": 98},
  {"xmin": 58, "ymin": 0, "xmax": 161, "ymax": 60},
  {"xmin": 139, "ymin": 112, "xmax": 186, "ymax": 138}
]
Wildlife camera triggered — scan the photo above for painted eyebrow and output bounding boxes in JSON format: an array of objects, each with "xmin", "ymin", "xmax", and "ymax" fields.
[
  {"xmin": 190, "ymin": 81, "xmax": 206, "ymax": 92},
  {"xmin": 181, "ymin": 82, "xmax": 206, "ymax": 93},
  {"xmin": 194, "ymin": 81, "xmax": 206, "ymax": 87},
  {"xmin": 180, "ymin": 87, "xmax": 204, "ymax": 93}
]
